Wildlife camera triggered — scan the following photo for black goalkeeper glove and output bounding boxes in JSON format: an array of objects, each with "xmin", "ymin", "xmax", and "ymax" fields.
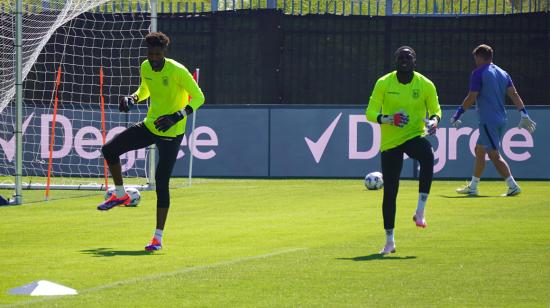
[
  {"xmin": 154, "ymin": 106, "xmax": 194, "ymax": 132},
  {"xmin": 154, "ymin": 111, "xmax": 185, "ymax": 132},
  {"xmin": 119, "ymin": 95, "xmax": 136, "ymax": 113}
]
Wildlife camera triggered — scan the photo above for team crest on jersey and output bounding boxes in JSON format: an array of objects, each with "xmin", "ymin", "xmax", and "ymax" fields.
[
  {"xmin": 412, "ymin": 89, "xmax": 420, "ymax": 99},
  {"xmin": 162, "ymin": 76, "xmax": 169, "ymax": 86}
]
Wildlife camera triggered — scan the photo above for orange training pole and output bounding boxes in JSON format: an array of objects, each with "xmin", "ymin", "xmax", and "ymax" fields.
[
  {"xmin": 99, "ymin": 67, "xmax": 109, "ymax": 191},
  {"xmin": 45, "ymin": 66, "xmax": 62, "ymax": 200}
]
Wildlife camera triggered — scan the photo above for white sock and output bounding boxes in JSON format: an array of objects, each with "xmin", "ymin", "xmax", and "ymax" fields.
[
  {"xmin": 505, "ymin": 176, "xmax": 518, "ymax": 188},
  {"xmin": 154, "ymin": 229, "xmax": 163, "ymax": 242},
  {"xmin": 385, "ymin": 229, "xmax": 394, "ymax": 244},
  {"xmin": 115, "ymin": 185, "xmax": 125, "ymax": 197},
  {"xmin": 470, "ymin": 176, "xmax": 480, "ymax": 190},
  {"xmin": 416, "ymin": 193, "xmax": 428, "ymax": 215}
]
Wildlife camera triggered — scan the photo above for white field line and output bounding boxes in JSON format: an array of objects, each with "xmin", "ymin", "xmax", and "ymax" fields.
[{"xmin": 5, "ymin": 247, "xmax": 307, "ymax": 307}]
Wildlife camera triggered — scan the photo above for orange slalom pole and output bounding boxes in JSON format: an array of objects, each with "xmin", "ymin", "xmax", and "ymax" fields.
[
  {"xmin": 45, "ymin": 66, "xmax": 62, "ymax": 200},
  {"xmin": 99, "ymin": 67, "xmax": 109, "ymax": 192}
]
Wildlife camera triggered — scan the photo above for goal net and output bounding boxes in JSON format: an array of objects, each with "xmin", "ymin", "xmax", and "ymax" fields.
[{"xmin": 0, "ymin": 0, "xmax": 152, "ymax": 202}]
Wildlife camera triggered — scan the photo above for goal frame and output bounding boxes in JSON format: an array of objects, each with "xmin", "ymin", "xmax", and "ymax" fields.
[{"xmin": 6, "ymin": 0, "xmax": 161, "ymax": 204}]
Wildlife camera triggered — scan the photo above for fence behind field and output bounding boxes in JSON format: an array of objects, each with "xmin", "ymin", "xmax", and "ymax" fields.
[
  {"xmin": 159, "ymin": 11, "xmax": 549, "ymax": 106},
  {"xmin": 7, "ymin": 0, "xmax": 548, "ymax": 15},
  {"xmin": 20, "ymin": 11, "xmax": 549, "ymax": 107}
]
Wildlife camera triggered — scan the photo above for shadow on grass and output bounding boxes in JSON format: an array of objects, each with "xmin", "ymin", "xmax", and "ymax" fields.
[
  {"xmin": 337, "ymin": 254, "xmax": 416, "ymax": 261},
  {"xmin": 0, "ymin": 192, "xmax": 101, "ymax": 206},
  {"xmin": 80, "ymin": 248, "xmax": 156, "ymax": 257},
  {"xmin": 439, "ymin": 194, "xmax": 496, "ymax": 199}
]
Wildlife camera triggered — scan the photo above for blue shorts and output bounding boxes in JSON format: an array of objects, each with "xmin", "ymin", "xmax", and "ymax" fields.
[{"xmin": 478, "ymin": 123, "xmax": 505, "ymax": 151}]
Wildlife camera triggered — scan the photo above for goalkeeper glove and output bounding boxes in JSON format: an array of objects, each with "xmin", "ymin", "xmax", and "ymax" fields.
[
  {"xmin": 154, "ymin": 106, "xmax": 193, "ymax": 132},
  {"xmin": 424, "ymin": 117, "xmax": 439, "ymax": 136},
  {"xmin": 518, "ymin": 108, "xmax": 536, "ymax": 134},
  {"xmin": 450, "ymin": 106, "xmax": 465, "ymax": 127},
  {"xmin": 379, "ymin": 110, "xmax": 409, "ymax": 127},
  {"xmin": 119, "ymin": 95, "xmax": 136, "ymax": 113}
]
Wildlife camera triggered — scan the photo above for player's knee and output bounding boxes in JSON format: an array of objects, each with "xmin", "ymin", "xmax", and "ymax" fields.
[
  {"xmin": 474, "ymin": 145, "xmax": 486, "ymax": 158},
  {"xmin": 487, "ymin": 150, "xmax": 501, "ymax": 161},
  {"xmin": 418, "ymin": 149, "xmax": 434, "ymax": 166},
  {"xmin": 100, "ymin": 144, "xmax": 111, "ymax": 158},
  {"xmin": 426, "ymin": 150, "xmax": 434, "ymax": 163},
  {"xmin": 101, "ymin": 144, "xmax": 119, "ymax": 165}
]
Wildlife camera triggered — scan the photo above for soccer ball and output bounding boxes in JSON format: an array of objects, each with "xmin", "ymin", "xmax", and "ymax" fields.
[
  {"xmin": 364, "ymin": 172, "xmax": 384, "ymax": 190},
  {"xmin": 104, "ymin": 187, "xmax": 141, "ymax": 206},
  {"xmin": 125, "ymin": 188, "xmax": 141, "ymax": 206}
]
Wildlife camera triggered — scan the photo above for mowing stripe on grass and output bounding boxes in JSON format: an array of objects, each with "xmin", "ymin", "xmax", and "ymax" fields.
[{"xmin": 6, "ymin": 247, "xmax": 307, "ymax": 307}]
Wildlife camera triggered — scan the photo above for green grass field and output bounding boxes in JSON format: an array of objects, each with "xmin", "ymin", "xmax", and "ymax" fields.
[{"xmin": 1, "ymin": 179, "xmax": 549, "ymax": 307}]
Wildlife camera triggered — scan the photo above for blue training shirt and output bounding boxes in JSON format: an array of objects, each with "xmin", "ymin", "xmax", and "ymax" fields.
[{"xmin": 469, "ymin": 63, "xmax": 513, "ymax": 125}]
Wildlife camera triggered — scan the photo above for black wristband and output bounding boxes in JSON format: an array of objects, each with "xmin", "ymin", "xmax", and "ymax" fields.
[
  {"xmin": 184, "ymin": 105, "xmax": 194, "ymax": 116},
  {"xmin": 429, "ymin": 115, "xmax": 441, "ymax": 123},
  {"xmin": 376, "ymin": 114, "xmax": 383, "ymax": 124},
  {"xmin": 519, "ymin": 107, "xmax": 528, "ymax": 115}
]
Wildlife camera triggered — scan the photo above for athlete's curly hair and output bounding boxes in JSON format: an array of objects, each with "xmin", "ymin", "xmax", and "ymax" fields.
[{"xmin": 145, "ymin": 32, "xmax": 170, "ymax": 49}]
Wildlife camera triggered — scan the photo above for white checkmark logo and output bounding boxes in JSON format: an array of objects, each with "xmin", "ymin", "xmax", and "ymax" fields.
[
  {"xmin": 305, "ymin": 112, "xmax": 342, "ymax": 163},
  {"xmin": 0, "ymin": 112, "xmax": 34, "ymax": 162}
]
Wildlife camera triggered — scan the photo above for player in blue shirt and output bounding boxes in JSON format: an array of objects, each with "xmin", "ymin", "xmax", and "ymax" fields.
[{"xmin": 450, "ymin": 44, "xmax": 536, "ymax": 196}]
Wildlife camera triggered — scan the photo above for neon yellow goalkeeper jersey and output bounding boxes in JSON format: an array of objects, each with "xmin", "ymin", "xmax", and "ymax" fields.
[
  {"xmin": 365, "ymin": 71, "xmax": 441, "ymax": 152},
  {"xmin": 133, "ymin": 58, "xmax": 205, "ymax": 137}
]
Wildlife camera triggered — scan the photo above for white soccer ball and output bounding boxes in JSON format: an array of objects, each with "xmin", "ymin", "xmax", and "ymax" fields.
[
  {"xmin": 364, "ymin": 171, "xmax": 384, "ymax": 190},
  {"xmin": 125, "ymin": 187, "xmax": 141, "ymax": 206},
  {"xmin": 104, "ymin": 187, "xmax": 141, "ymax": 206}
]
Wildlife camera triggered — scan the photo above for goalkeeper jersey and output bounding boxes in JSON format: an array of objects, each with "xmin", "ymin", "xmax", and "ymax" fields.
[
  {"xmin": 133, "ymin": 58, "xmax": 205, "ymax": 137},
  {"xmin": 365, "ymin": 71, "xmax": 441, "ymax": 152}
]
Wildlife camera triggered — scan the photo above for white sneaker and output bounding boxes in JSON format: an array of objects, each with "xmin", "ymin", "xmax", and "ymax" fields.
[
  {"xmin": 379, "ymin": 242, "xmax": 396, "ymax": 255},
  {"xmin": 505, "ymin": 185, "xmax": 521, "ymax": 196},
  {"xmin": 456, "ymin": 184, "xmax": 478, "ymax": 195}
]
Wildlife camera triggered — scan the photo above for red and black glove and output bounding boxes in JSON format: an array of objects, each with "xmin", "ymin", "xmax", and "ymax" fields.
[{"xmin": 378, "ymin": 111, "xmax": 409, "ymax": 127}]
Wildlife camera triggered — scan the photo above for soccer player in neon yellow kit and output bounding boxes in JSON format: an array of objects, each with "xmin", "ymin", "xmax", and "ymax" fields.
[
  {"xmin": 98, "ymin": 32, "xmax": 205, "ymax": 251},
  {"xmin": 366, "ymin": 46, "xmax": 441, "ymax": 255}
]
